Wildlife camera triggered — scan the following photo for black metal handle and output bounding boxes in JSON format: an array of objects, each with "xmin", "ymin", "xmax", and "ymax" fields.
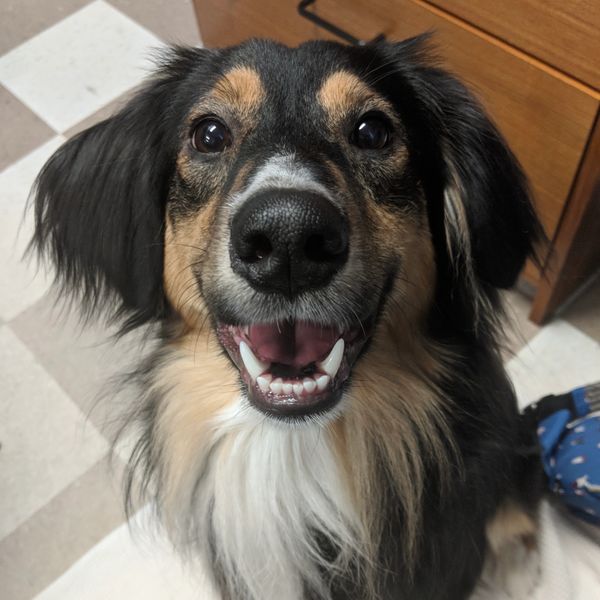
[{"xmin": 297, "ymin": 0, "xmax": 385, "ymax": 46}]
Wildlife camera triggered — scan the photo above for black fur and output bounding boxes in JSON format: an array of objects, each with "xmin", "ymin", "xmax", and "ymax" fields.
[
  {"xmin": 31, "ymin": 37, "xmax": 544, "ymax": 600},
  {"xmin": 31, "ymin": 47, "xmax": 223, "ymax": 330}
]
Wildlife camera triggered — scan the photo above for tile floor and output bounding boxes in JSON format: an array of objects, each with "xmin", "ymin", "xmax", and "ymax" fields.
[{"xmin": 0, "ymin": 2, "xmax": 598, "ymax": 598}]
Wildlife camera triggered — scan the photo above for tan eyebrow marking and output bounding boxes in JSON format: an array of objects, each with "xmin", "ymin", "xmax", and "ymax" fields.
[
  {"xmin": 317, "ymin": 70, "xmax": 393, "ymax": 123},
  {"xmin": 210, "ymin": 66, "xmax": 265, "ymax": 117}
]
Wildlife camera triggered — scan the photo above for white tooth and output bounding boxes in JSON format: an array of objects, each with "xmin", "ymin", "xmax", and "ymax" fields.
[
  {"xmin": 239, "ymin": 341, "xmax": 269, "ymax": 380},
  {"xmin": 257, "ymin": 374, "xmax": 272, "ymax": 392},
  {"xmin": 293, "ymin": 383, "xmax": 303, "ymax": 395},
  {"xmin": 303, "ymin": 378, "xmax": 316, "ymax": 394},
  {"xmin": 316, "ymin": 374, "xmax": 330, "ymax": 391},
  {"xmin": 270, "ymin": 378, "xmax": 283, "ymax": 394},
  {"xmin": 316, "ymin": 338, "xmax": 344, "ymax": 379},
  {"xmin": 282, "ymin": 382, "xmax": 293, "ymax": 394}
]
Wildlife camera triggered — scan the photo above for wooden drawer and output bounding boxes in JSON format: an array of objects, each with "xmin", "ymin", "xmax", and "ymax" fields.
[
  {"xmin": 193, "ymin": 0, "xmax": 385, "ymax": 47},
  {"xmin": 192, "ymin": 0, "xmax": 324, "ymax": 46},
  {"xmin": 428, "ymin": 0, "xmax": 600, "ymax": 91}
]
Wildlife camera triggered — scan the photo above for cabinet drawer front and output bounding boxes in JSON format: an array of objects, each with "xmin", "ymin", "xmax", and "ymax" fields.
[
  {"xmin": 428, "ymin": 0, "xmax": 600, "ymax": 91},
  {"xmin": 192, "ymin": 0, "xmax": 385, "ymax": 47}
]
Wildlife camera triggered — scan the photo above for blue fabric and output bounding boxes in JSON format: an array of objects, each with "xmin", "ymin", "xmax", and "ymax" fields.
[{"xmin": 537, "ymin": 393, "xmax": 600, "ymax": 525}]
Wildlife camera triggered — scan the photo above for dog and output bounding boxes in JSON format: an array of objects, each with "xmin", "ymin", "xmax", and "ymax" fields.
[{"xmin": 31, "ymin": 36, "xmax": 544, "ymax": 599}]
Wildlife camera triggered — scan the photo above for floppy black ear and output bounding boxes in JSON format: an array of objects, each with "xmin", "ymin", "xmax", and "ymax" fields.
[
  {"xmin": 383, "ymin": 38, "xmax": 542, "ymax": 290},
  {"xmin": 32, "ymin": 47, "xmax": 208, "ymax": 330},
  {"xmin": 427, "ymin": 69, "xmax": 541, "ymax": 289}
]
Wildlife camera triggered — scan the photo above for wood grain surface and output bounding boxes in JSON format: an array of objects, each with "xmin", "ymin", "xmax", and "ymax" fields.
[{"xmin": 428, "ymin": 0, "xmax": 600, "ymax": 91}]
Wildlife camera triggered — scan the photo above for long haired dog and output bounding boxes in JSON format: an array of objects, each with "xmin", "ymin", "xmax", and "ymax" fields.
[{"xmin": 32, "ymin": 37, "xmax": 543, "ymax": 600}]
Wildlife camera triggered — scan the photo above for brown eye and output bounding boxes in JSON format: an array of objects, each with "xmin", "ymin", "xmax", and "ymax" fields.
[
  {"xmin": 352, "ymin": 114, "xmax": 391, "ymax": 150},
  {"xmin": 192, "ymin": 118, "xmax": 232, "ymax": 153}
]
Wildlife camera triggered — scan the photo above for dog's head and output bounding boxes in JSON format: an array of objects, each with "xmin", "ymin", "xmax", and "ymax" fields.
[{"xmin": 32, "ymin": 37, "xmax": 540, "ymax": 421}]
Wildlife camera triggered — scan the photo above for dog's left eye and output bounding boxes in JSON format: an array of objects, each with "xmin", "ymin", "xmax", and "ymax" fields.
[
  {"xmin": 351, "ymin": 114, "xmax": 391, "ymax": 150},
  {"xmin": 191, "ymin": 118, "xmax": 232, "ymax": 153}
]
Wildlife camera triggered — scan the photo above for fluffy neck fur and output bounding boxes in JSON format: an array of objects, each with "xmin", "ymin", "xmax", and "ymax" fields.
[{"xmin": 124, "ymin": 313, "xmax": 456, "ymax": 600}]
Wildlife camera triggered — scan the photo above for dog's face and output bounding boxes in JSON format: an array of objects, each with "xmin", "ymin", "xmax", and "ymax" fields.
[
  {"xmin": 164, "ymin": 46, "xmax": 434, "ymax": 419},
  {"xmin": 33, "ymin": 38, "xmax": 539, "ymax": 421},
  {"xmin": 32, "ymin": 38, "xmax": 542, "ymax": 598}
]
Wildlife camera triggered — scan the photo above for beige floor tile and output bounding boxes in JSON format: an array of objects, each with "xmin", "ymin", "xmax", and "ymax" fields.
[
  {"xmin": 10, "ymin": 294, "xmax": 151, "ymax": 439},
  {"xmin": 109, "ymin": 0, "xmax": 201, "ymax": 45},
  {"xmin": 0, "ymin": 457, "xmax": 126, "ymax": 600},
  {"xmin": 0, "ymin": 0, "xmax": 90, "ymax": 56},
  {"xmin": 0, "ymin": 136, "xmax": 64, "ymax": 322},
  {"xmin": 0, "ymin": 1, "xmax": 163, "ymax": 132},
  {"xmin": 0, "ymin": 85, "xmax": 55, "ymax": 171},
  {"xmin": 36, "ymin": 506, "xmax": 218, "ymax": 600},
  {"xmin": 500, "ymin": 289, "xmax": 540, "ymax": 361},
  {"xmin": 64, "ymin": 90, "xmax": 134, "ymax": 138},
  {"xmin": 561, "ymin": 271, "xmax": 600, "ymax": 344},
  {"xmin": 0, "ymin": 326, "xmax": 108, "ymax": 540},
  {"xmin": 507, "ymin": 319, "xmax": 600, "ymax": 409}
]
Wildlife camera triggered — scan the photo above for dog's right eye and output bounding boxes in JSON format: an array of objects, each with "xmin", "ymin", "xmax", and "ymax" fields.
[{"xmin": 191, "ymin": 118, "xmax": 232, "ymax": 153}]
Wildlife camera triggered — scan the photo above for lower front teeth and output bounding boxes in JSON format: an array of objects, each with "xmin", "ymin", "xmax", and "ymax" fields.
[
  {"xmin": 265, "ymin": 373, "xmax": 331, "ymax": 396},
  {"xmin": 270, "ymin": 378, "xmax": 283, "ymax": 394}
]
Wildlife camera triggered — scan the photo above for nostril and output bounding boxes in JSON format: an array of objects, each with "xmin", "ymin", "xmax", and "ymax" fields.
[
  {"xmin": 242, "ymin": 233, "xmax": 273, "ymax": 263},
  {"xmin": 304, "ymin": 230, "xmax": 347, "ymax": 263}
]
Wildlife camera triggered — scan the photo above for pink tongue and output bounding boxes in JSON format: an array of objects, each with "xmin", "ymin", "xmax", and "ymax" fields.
[{"xmin": 248, "ymin": 322, "xmax": 339, "ymax": 369}]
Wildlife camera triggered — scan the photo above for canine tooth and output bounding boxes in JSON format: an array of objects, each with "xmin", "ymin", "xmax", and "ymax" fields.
[
  {"xmin": 316, "ymin": 374, "xmax": 330, "ymax": 391},
  {"xmin": 257, "ymin": 374, "xmax": 272, "ymax": 392},
  {"xmin": 303, "ymin": 378, "xmax": 316, "ymax": 394},
  {"xmin": 293, "ymin": 383, "xmax": 303, "ymax": 395},
  {"xmin": 316, "ymin": 338, "xmax": 344, "ymax": 379},
  {"xmin": 282, "ymin": 382, "xmax": 293, "ymax": 394},
  {"xmin": 270, "ymin": 378, "xmax": 283, "ymax": 394},
  {"xmin": 239, "ymin": 341, "xmax": 269, "ymax": 380}
]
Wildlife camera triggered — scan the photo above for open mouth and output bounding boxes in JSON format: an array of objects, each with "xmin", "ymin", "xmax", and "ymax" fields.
[{"xmin": 217, "ymin": 318, "xmax": 373, "ymax": 418}]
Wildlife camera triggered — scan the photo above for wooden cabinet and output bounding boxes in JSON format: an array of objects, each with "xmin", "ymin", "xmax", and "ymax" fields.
[
  {"xmin": 429, "ymin": 0, "xmax": 600, "ymax": 91},
  {"xmin": 192, "ymin": 0, "xmax": 600, "ymax": 323}
]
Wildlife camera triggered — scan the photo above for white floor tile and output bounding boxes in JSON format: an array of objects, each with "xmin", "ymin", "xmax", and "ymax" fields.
[
  {"xmin": 0, "ymin": 0, "xmax": 163, "ymax": 132},
  {"xmin": 507, "ymin": 319, "xmax": 600, "ymax": 409},
  {"xmin": 35, "ymin": 507, "xmax": 219, "ymax": 600},
  {"xmin": 0, "ymin": 326, "xmax": 108, "ymax": 540},
  {"xmin": 0, "ymin": 136, "xmax": 64, "ymax": 321}
]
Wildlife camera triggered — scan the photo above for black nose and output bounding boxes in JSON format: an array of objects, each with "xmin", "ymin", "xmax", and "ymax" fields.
[{"xmin": 230, "ymin": 189, "xmax": 348, "ymax": 296}]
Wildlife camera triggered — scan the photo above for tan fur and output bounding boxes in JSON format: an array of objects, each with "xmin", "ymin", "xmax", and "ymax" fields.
[
  {"xmin": 326, "ymin": 206, "xmax": 457, "ymax": 588},
  {"xmin": 479, "ymin": 500, "xmax": 540, "ymax": 596},
  {"xmin": 317, "ymin": 71, "xmax": 393, "ymax": 125},
  {"xmin": 443, "ymin": 167, "xmax": 493, "ymax": 327},
  {"xmin": 151, "ymin": 329, "xmax": 239, "ymax": 528},
  {"xmin": 185, "ymin": 66, "xmax": 265, "ymax": 132},
  {"xmin": 163, "ymin": 192, "xmax": 222, "ymax": 328},
  {"xmin": 486, "ymin": 500, "xmax": 538, "ymax": 556},
  {"xmin": 211, "ymin": 66, "xmax": 265, "ymax": 118}
]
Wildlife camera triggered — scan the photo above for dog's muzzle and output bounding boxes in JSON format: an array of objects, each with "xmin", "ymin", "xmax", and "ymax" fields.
[{"xmin": 217, "ymin": 188, "xmax": 372, "ymax": 419}]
